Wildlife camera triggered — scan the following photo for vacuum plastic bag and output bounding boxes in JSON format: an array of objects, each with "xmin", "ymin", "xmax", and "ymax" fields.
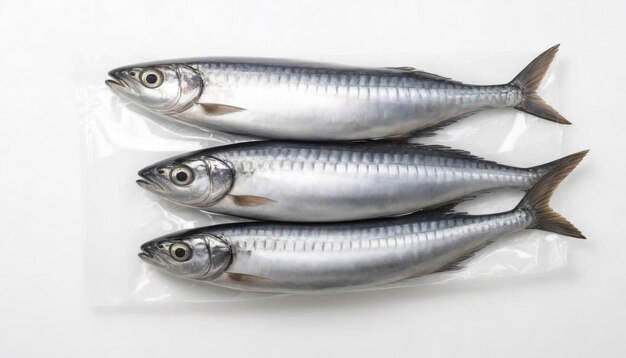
[{"xmin": 78, "ymin": 51, "xmax": 565, "ymax": 305}]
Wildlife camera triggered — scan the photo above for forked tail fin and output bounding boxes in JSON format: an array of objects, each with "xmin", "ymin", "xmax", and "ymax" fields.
[
  {"xmin": 517, "ymin": 149, "xmax": 588, "ymax": 238},
  {"xmin": 511, "ymin": 44, "xmax": 570, "ymax": 124},
  {"xmin": 531, "ymin": 150, "xmax": 589, "ymax": 178}
]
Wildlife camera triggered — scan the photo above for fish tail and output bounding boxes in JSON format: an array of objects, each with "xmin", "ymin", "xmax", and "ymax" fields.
[
  {"xmin": 530, "ymin": 150, "xmax": 589, "ymax": 178},
  {"xmin": 516, "ymin": 149, "xmax": 588, "ymax": 239},
  {"xmin": 510, "ymin": 44, "xmax": 569, "ymax": 124}
]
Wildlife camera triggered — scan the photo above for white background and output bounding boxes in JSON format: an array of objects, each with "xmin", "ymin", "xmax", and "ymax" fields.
[{"xmin": 1, "ymin": 0, "xmax": 624, "ymax": 357}]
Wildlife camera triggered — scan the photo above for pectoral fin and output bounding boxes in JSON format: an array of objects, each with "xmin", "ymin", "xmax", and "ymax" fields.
[
  {"xmin": 229, "ymin": 195, "xmax": 275, "ymax": 206},
  {"xmin": 225, "ymin": 272, "xmax": 270, "ymax": 282},
  {"xmin": 200, "ymin": 103, "xmax": 246, "ymax": 115}
]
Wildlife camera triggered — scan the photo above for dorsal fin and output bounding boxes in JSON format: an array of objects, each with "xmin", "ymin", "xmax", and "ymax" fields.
[
  {"xmin": 351, "ymin": 141, "xmax": 498, "ymax": 167},
  {"xmin": 422, "ymin": 200, "xmax": 469, "ymax": 215},
  {"xmin": 431, "ymin": 240, "xmax": 497, "ymax": 274},
  {"xmin": 402, "ymin": 143, "xmax": 492, "ymax": 164},
  {"xmin": 378, "ymin": 112, "xmax": 478, "ymax": 141},
  {"xmin": 394, "ymin": 199, "xmax": 472, "ymax": 221},
  {"xmin": 384, "ymin": 66, "xmax": 463, "ymax": 84},
  {"xmin": 385, "ymin": 66, "xmax": 421, "ymax": 72}
]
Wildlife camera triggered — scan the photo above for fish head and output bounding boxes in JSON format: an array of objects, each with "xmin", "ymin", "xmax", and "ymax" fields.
[
  {"xmin": 137, "ymin": 152, "xmax": 234, "ymax": 207},
  {"xmin": 139, "ymin": 231, "xmax": 231, "ymax": 279},
  {"xmin": 106, "ymin": 63, "xmax": 202, "ymax": 114}
]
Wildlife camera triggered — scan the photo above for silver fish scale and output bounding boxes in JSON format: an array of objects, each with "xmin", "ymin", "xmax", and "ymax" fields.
[
  {"xmin": 218, "ymin": 215, "xmax": 492, "ymax": 246},
  {"xmin": 208, "ymin": 210, "xmax": 533, "ymax": 292},
  {"xmin": 201, "ymin": 62, "xmax": 441, "ymax": 87},
  {"xmin": 218, "ymin": 143, "xmax": 518, "ymax": 170},
  {"xmin": 221, "ymin": 146, "xmax": 530, "ymax": 182},
  {"xmin": 200, "ymin": 62, "xmax": 492, "ymax": 101},
  {"xmin": 204, "ymin": 142, "xmax": 540, "ymax": 222},
  {"xmin": 188, "ymin": 60, "xmax": 518, "ymax": 135}
]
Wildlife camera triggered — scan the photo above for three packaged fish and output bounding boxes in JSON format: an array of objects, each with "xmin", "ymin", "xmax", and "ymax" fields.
[{"xmin": 105, "ymin": 45, "xmax": 588, "ymax": 295}]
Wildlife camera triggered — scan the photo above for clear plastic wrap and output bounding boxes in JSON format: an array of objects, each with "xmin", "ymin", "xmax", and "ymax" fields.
[{"xmin": 78, "ymin": 51, "xmax": 565, "ymax": 305}]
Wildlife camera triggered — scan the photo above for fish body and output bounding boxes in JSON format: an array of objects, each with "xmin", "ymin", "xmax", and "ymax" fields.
[
  {"xmin": 138, "ymin": 150, "xmax": 587, "ymax": 293},
  {"xmin": 108, "ymin": 46, "xmax": 567, "ymax": 140},
  {"xmin": 137, "ymin": 141, "xmax": 581, "ymax": 222},
  {"xmin": 191, "ymin": 210, "xmax": 532, "ymax": 292},
  {"xmin": 166, "ymin": 59, "xmax": 519, "ymax": 140}
]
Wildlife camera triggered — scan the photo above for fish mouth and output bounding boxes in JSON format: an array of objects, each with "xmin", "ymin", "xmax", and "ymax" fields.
[
  {"xmin": 138, "ymin": 244, "xmax": 166, "ymax": 267},
  {"xmin": 138, "ymin": 249, "xmax": 154, "ymax": 262},
  {"xmin": 136, "ymin": 172, "xmax": 166, "ymax": 194},
  {"xmin": 105, "ymin": 71, "xmax": 129, "ymax": 92}
]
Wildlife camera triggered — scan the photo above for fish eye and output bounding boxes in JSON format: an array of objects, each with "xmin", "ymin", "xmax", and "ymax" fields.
[
  {"xmin": 170, "ymin": 165, "xmax": 194, "ymax": 186},
  {"xmin": 170, "ymin": 243, "xmax": 192, "ymax": 262},
  {"xmin": 140, "ymin": 69, "xmax": 163, "ymax": 88}
]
